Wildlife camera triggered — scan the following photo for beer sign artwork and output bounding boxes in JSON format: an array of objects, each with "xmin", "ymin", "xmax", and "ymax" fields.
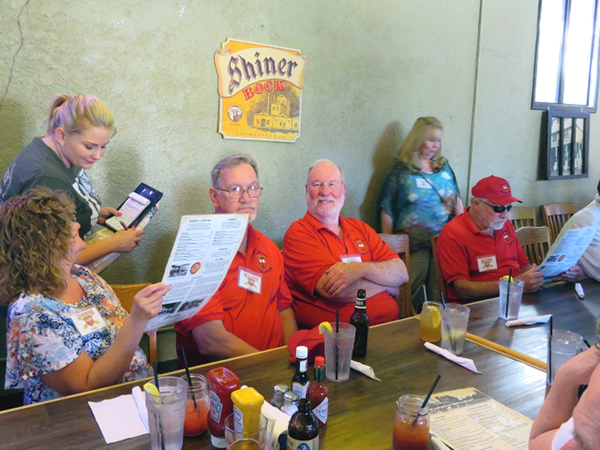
[{"xmin": 215, "ymin": 39, "xmax": 306, "ymax": 142}]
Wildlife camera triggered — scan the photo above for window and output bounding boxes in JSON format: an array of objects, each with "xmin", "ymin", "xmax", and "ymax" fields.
[{"xmin": 533, "ymin": 0, "xmax": 600, "ymax": 111}]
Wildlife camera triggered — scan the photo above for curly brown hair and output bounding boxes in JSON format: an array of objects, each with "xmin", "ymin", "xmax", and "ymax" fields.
[{"xmin": 0, "ymin": 187, "xmax": 75, "ymax": 304}]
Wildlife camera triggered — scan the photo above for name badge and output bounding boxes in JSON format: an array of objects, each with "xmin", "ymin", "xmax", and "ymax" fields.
[
  {"xmin": 341, "ymin": 254, "xmax": 362, "ymax": 263},
  {"xmin": 238, "ymin": 268, "xmax": 262, "ymax": 294},
  {"xmin": 70, "ymin": 306, "xmax": 106, "ymax": 336},
  {"xmin": 415, "ymin": 178, "xmax": 432, "ymax": 189},
  {"xmin": 477, "ymin": 255, "xmax": 498, "ymax": 272}
]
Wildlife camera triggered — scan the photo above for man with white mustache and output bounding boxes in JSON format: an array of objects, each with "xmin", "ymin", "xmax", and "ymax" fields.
[
  {"xmin": 283, "ymin": 159, "xmax": 408, "ymax": 329},
  {"xmin": 436, "ymin": 175, "xmax": 543, "ymax": 302}
]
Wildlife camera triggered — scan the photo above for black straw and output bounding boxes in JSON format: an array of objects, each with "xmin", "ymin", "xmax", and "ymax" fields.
[
  {"xmin": 413, "ymin": 375, "xmax": 441, "ymax": 425},
  {"xmin": 547, "ymin": 316, "xmax": 553, "ymax": 385},
  {"xmin": 152, "ymin": 361, "xmax": 165, "ymax": 450},
  {"xmin": 335, "ymin": 310, "xmax": 340, "ymax": 380},
  {"xmin": 153, "ymin": 360, "xmax": 160, "ymax": 391},
  {"xmin": 584, "ymin": 339, "xmax": 592, "ymax": 348},
  {"xmin": 180, "ymin": 347, "xmax": 197, "ymax": 408},
  {"xmin": 505, "ymin": 270, "xmax": 512, "ymax": 319}
]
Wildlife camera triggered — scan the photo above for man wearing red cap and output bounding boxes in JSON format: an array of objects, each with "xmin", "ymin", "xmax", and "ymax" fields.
[{"xmin": 435, "ymin": 175, "xmax": 543, "ymax": 302}]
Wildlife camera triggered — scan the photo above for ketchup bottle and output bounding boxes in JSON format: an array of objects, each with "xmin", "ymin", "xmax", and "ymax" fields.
[{"xmin": 207, "ymin": 367, "xmax": 241, "ymax": 448}]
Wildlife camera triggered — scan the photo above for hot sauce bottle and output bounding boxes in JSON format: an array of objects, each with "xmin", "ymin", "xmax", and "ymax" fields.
[
  {"xmin": 287, "ymin": 398, "xmax": 319, "ymax": 450},
  {"xmin": 207, "ymin": 367, "xmax": 241, "ymax": 448},
  {"xmin": 307, "ymin": 356, "xmax": 328, "ymax": 429}
]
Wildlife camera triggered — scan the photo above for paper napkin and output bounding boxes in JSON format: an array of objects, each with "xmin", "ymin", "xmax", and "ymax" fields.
[
  {"xmin": 350, "ymin": 360, "xmax": 381, "ymax": 381},
  {"xmin": 88, "ymin": 389, "xmax": 149, "ymax": 444},
  {"xmin": 424, "ymin": 342, "xmax": 481, "ymax": 374},
  {"xmin": 505, "ymin": 314, "xmax": 552, "ymax": 327}
]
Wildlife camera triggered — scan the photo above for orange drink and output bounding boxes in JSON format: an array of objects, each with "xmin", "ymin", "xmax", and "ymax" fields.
[
  {"xmin": 419, "ymin": 302, "xmax": 441, "ymax": 342},
  {"xmin": 181, "ymin": 374, "xmax": 210, "ymax": 436},
  {"xmin": 392, "ymin": 394, "xmax": 429, "ymax": 450}
]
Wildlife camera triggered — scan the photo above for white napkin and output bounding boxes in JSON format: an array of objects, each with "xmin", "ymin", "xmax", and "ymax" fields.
[
  {"xmin": 88, "ymin": 389, "xmax": 149, "ymax": 444},
  {"xmin": 261, "ymin": 401, "xmax": 291, "ymax": 449},
  {"xmin": 505, "ymin": 314, "xmax": 552, "ymax": 327},
  {"xmin": 350, "ymin": 360, "xmax": 381, "ymax": 381},
  {"xmin": 131, "ymin": 386, "xmax": 150, "ymax": 432},
  {"xmin": 424, "ymin": 342, "xmax": 481, "ymax": 374}
]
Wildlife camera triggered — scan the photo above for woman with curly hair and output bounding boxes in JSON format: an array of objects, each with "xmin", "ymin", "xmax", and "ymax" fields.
[
  {"xmin": 0, "ymin": 187, "xmax": 171, "ymax": 404},
  {"xmin": 377, "ymin": 117, "xmax": 463, "ymax": 313},
  {"xmin": 0, "ymin": 93, "xmax": 144, "ymax": 266}
]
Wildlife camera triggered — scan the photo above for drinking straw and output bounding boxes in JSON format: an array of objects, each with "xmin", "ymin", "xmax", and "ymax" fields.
[
  {"xmin": 547, "ymin": 316, "xmax": 553, "ymax": 385},
  {"xmin": 335, "ymin": 310, "xmax": 340, "ymax": 381},
  {"xmin": 422, "ymin": 285, "xmax": 428, "ymax": 305},
  {"xmin": 180, "ymin": 347, "xmax": 197, "ymax": 408},
  {"xmin": 584, "ymin": 339, "xmax": 592, "ymax": 348},
  {"xmin": 412, "ymin": 375, "xmax": 441, "ymax": 425},
  {"xmin": 439, "ymin": 294, "xmax": 455, "ymax": 353},
  {"xmin": 153, "ymin": 360, "xmax": 160, "ymax": 391},
  {"xmin": 505, "ymin": 269, "xmax": 512, "ymax": 319},
  {"xmin": 152, "ymin": 361, "xmax": 165, "ymax": 450},
  {"xmin": 440, "ymin": 293, "xmax": 447, "ymax": 310}
]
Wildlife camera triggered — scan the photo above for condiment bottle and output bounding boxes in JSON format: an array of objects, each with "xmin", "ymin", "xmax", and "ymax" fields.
[
  {"xmin": 350, "ymin": 289, "xmax": 369, "ymax": 357},
  {"xmin": 291, "ymin": 345, "xmax": 309, "ymax": 397},
  {"xmin": 392, "ymin": 394, "xmax": 429, "ymax": 450},
  {"xmin": 281, "ymin": 390, "xmax": 299, "ymax": 416},
  {"xmin": 206, "ymin": 367, "xmax": 241, "ymax": 448},
  {"xmin": 231, "ymin": 387, "xmax": 264, "ymax": 434},
  {"xmin": 307, "ymin": 356, "xmax": 328, "ymax": 428},
  {"xmin": 287, "ymin": 398, "xmax": 319, "ymax": 449},
  {"xmin": 271, "ymin": 383, "xmax": 288, "ymax": 409}
]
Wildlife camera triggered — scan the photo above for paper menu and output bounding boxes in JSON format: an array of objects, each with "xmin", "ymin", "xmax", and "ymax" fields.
[
  {"xmin": 539, "ymin": 226, "xmax": 594, "ymax": 281},
  {"xmin": 144, "ymin": 213, "xmax": 248, "ymax": 331},
  {"xmin": 429, "ymin": 387, "xmax": 532, "ymax": 450}
]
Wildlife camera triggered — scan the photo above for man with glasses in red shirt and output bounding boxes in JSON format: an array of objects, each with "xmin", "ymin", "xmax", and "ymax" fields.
[
  {"xmin": 175, "ymin": 154, "xmax": 297, "ymax": 364},
  {"xmin": 435, "ymin": 175, "xmax": 544, "ymax": 302}
]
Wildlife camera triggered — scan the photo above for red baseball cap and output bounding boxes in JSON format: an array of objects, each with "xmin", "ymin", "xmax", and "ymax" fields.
[{"xmin": 471, "ymin": 176, "xmax": 522, "ymax": 205}]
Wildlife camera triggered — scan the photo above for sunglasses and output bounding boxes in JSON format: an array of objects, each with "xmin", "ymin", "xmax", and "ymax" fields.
[{"xmin": 481, "ymin": 201, "xmax": 513, "ymax": 213}]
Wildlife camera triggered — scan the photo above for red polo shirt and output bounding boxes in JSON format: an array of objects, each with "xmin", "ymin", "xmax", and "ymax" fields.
[
  {"xmin": 175, "ymin": 225, "xmax": 292, "ymax": 365},
  {"xmin": 435, "ymin": 209, "xmax": 529, "ymax": 301},
  {"xmin": 283, "ymin": 212, "xmax": 400, "ymax": 329}
]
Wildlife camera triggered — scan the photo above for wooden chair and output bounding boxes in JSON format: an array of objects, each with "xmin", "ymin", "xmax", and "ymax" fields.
[
  {"xmin": 378, "ymin": 233, "xmax": 413, "ymax": 318},
  {"xmin": 541, "ymin": 203, "xmax": 575, "ymax": 243},
  {"xmin": 516, "ymin": 226, "xmax": 551, "ymax": 266},
  {"xmin": 507, "ymin": 206, "xmax": 536, "ymax": 229},
  {"xmin": 111, "ymin": 283, "xmax": 157, "ymax": 366},
  {"xmin": 430, "ymin": 235, "xmax": 448, "ymax": 304}
]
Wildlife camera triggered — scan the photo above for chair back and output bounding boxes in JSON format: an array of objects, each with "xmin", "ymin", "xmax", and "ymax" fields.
[
  {"xmin": 507, "ymin": 206, "xmax": 536, "ymax": 229},
  {"xmin": 430, "ymin": 235, "xmax": 448, "ymax": 303},
  {"xmin": 515, "ymin": 226, "xmax": 551, "ymax": 266},
  {"xmin": 110, "ymin": 283, "xmax": 157, "ymax": 366},
  {"xmin": 378, "ymin": 233, "xmax": 413, "ymax": 318},
  {"xmin": 541, "ymin": 203, "xmax": 575, "ymax": 243}
]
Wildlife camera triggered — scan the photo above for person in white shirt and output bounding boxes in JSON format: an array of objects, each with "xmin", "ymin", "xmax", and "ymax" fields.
[{"xmin": 554, "ymin": 180, "xmax": 600, "ymax": 282}]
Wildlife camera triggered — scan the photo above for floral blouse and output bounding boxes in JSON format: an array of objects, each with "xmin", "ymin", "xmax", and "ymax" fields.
[
  {"xmin": 5, "ymin": 265, "xmax": 151, "ymax": 404},
  {"xmin": 377, "ymin": 161, "xmax": 460, "ymax": 252}
]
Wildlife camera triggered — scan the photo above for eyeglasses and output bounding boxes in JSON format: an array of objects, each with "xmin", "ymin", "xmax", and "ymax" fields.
[
  {"xmin": 216, "ymin": 185, "xmax": 263, "ymax": 199},
  {"xmin": 481, "ymin": 201, "xmax": 512, "ymax": 213}
]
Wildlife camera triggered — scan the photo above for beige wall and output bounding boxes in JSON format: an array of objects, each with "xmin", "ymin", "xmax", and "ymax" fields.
[{"xmin": 0, "ymin": 0, "xmax": 598, "ymax": 284}]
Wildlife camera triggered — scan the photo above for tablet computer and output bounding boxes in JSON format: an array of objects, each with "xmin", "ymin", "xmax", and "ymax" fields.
[{"xmin": 104, "ymin": 183, "xmax": 163, "ymax": 231}]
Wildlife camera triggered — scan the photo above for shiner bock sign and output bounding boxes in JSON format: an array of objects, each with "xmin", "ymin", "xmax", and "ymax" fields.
[{"xmin": 215, "ymin": 39, "xmax": 306, "ymax": 142}]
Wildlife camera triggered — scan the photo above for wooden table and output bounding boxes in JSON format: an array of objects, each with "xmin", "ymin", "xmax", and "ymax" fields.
[
  {"xmin": 466, "ymin": 279, "xmax": 600, "ymax": 363},
  {"xmin": 0, "ymin": 317, "xmax": 545, "ymax": 449}
]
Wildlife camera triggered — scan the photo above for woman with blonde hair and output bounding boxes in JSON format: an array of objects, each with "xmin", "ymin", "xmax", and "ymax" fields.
[
  {"xmin": 377, "ymin": 116, "xmax": 463, "ymax": 312},
  {"xmin": 0, "ymin": 94, "xmax": 144, "ymax": 266},
  {"xmin": 0, "ymin": 187, "xmax": 171, "ymax": 404}
]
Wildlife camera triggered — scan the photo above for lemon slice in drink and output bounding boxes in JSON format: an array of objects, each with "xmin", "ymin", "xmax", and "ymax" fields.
[
  {"xmin": 428, "ymin": 305, "xmax": 441, "ymax": 328},
  {"xmin": 143, "ymin": 381, "xmax": 160, "ymax": 396},
  {"xmin": 501, "ymin": 275, "xmax": 514, "ymax": 282},
  {"xmin": 318, "ymin": 321, "xmax": 333, "ymax": 334}
]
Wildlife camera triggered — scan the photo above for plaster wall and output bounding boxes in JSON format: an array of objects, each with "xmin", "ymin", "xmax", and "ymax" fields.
[{"xmin": 0, "ymin": 0, "xmax": 597, "ymax": 284}]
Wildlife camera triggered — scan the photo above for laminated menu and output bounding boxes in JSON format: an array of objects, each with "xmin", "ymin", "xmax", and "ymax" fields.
[
  {"xmin": 429, "ymin": 387, "xmax": 532, "ymax": 450},
  {"xmin": 144, "ymin": 214, "xmax": 248, "ymax": 331}
]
